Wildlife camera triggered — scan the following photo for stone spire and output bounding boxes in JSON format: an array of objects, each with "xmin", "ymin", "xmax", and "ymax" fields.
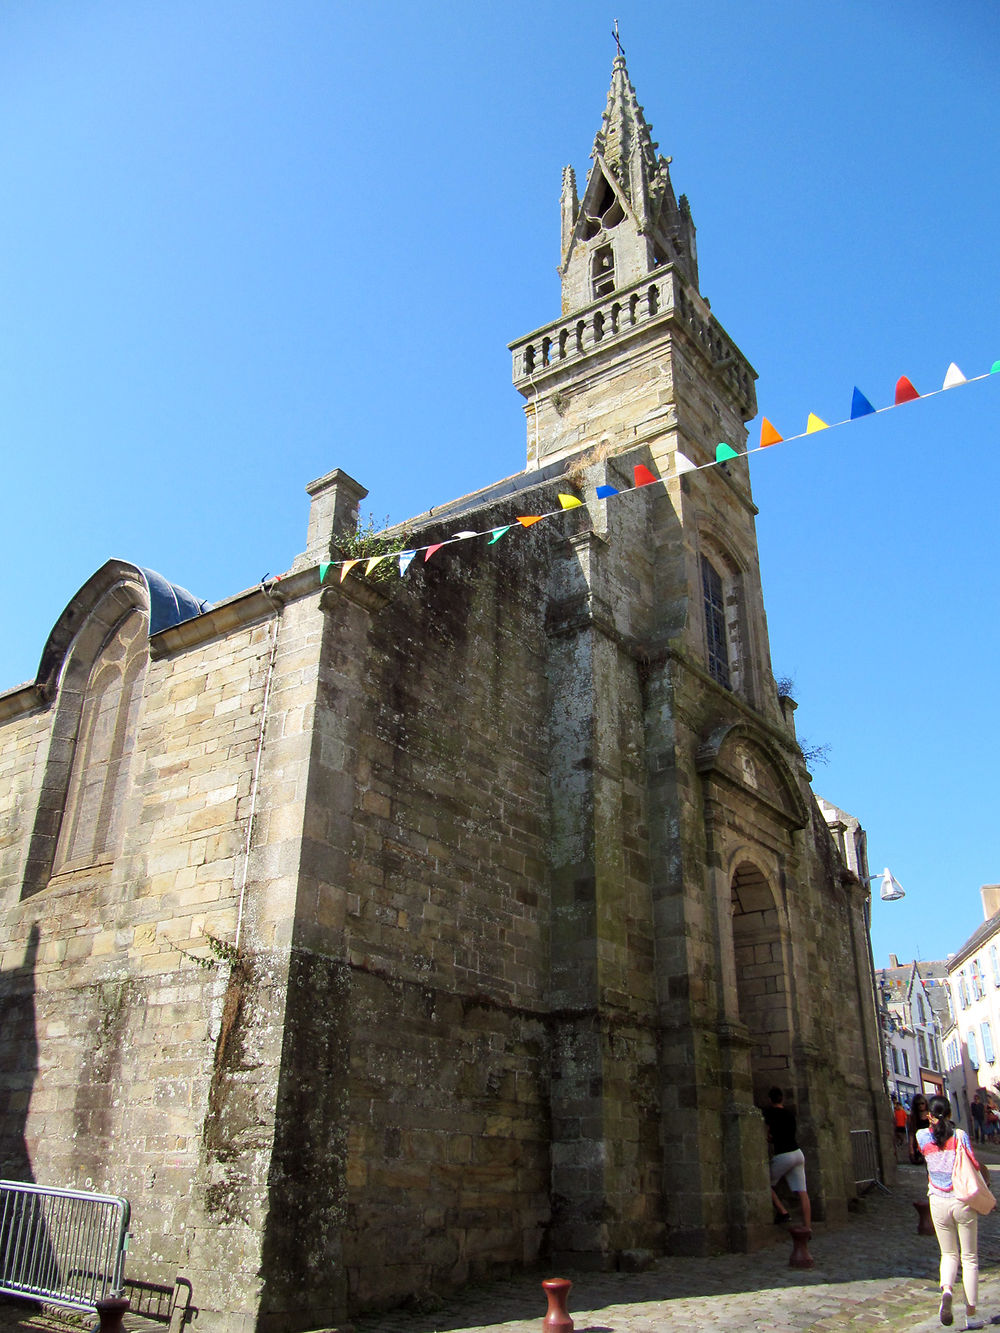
[
  {"xmin": 592, "ymin": 54, "xmax": 659, "ymax": 216},
  {"xmin": 558, "ymin": 54, "xmax": 698, "ymax": 311}
]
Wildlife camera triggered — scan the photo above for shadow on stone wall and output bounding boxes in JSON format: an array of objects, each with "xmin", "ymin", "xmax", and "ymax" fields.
[{"xmin": 0, "ymin": 922, "xmax": 40, "ymax": 1182}]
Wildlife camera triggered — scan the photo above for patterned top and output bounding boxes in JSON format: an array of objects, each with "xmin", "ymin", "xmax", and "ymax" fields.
[{"xmin": 915, "ymin": 1126, "xmax": 981, "ymax": 1198}]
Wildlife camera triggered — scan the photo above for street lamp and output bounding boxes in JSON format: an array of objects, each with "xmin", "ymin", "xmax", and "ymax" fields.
[{"xmin": 871, "ymin": 867, "xmax": 905, "ymax": 902}]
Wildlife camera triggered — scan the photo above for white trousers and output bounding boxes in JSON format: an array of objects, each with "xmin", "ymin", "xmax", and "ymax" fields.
[{"xmin": 930, "ymin": 1194, "xmax": 979, "ymax": 1308}]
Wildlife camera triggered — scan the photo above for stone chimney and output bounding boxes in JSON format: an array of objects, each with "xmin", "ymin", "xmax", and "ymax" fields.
[
  {"xmin": 297, "ymin": 468, "xmax": 368, "ymax": 569},
  {"xmin": 981, "ymin": 885, "xmax": 1000, "ymax": 921},
  {"xmin": 889, "ymin": 953, "xmax": 900, "ymax": 968}
]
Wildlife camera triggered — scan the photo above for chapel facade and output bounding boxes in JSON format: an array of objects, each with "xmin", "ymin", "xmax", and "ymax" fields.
[{"xmin": 0, "ymin": 55, "xmax": 891, "ymax": 1330}]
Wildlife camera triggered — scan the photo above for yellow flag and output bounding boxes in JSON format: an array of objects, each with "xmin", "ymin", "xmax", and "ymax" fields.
[
  {"xmin": 558, "ymin": 494, "xmax": 584, "ymax": 509},
  {"xmin": 340, "ymin": 559, "xmax": 360, "ymax": 582},
  {"xmin": 806, "ymin": 413, "xmax": 828, "ymax": 433}
]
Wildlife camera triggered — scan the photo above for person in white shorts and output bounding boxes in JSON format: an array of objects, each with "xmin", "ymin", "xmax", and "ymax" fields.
[{"xmin": 763, "ymin": 1085, "xmax": 812, "ymax": 1232}]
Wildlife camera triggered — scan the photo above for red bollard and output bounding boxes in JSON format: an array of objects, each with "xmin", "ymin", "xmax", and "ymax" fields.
[
  {"xmin": 788, "ymin": 1225, "xmax": 814, "ymax": 1269},
  {"xmin": 95, "ymin": 1297, "xmax": 130, "ymax": 1333},
  {"xmin": 913, "ymin": 1200, "xmax": 935, "ymax": 1235},
  {"xmin": 542, "ymin": 1277, "xmax": 574, "ymax": 1330}
]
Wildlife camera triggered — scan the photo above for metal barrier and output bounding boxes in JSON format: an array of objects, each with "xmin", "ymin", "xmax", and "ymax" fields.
[
  {"xmin": 0, "ymin": 1180, "xmax": 130, "ymax": 1311},
  {"xmin": 851, "ymin": 1128, "xmax": 888, "ymax": 1193}
]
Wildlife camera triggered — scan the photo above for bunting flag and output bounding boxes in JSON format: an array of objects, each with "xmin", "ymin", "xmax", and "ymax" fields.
[
  {"xmin": 760, "ymin": 418, "xmax": 783, "ymax": 447},
  {"xmin": 317, "ymin": 352, "xmax": 999, "ymax": 588},
  {"xmin": 895, "ymin": 375, "xmax": 920, "ymax": 404}
]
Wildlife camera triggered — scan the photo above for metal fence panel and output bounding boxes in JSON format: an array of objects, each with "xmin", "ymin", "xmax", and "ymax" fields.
[
  {"xmin": 850, "ymin": 1128, "xmax": 885, "ymax": 1191},
  {"xmin": 0, "ymin": 1181, "xmax": 130, "ymax": 1311}
]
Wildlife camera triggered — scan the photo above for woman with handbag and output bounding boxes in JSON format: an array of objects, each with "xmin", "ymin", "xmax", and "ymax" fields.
[{"xmin": 916, "ymin": 1094, "xmax": 992, "ymax": 1329}]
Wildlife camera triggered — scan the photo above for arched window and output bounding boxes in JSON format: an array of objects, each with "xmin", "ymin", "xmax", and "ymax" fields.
[
  {"xmin": 52, "ymin": 608, "xmax": 147, "ymax": 873},
  {"xmin": 591, "ymin": 244, "xmax": 615, "ymax": 300},
  {"xmin": 700, "ymin": 555, "xmax": 730, "ymax": 690}
]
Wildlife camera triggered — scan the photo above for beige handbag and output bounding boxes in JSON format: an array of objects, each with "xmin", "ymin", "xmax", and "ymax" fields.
[{"xmin": 953, "ymin": 1132, "xmax": 997, "ymax": 1215}]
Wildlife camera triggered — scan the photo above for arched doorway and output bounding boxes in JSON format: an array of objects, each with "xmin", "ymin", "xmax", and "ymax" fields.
[{"xmin": 730, "ymin": 861, "xmax": 793, "ymax": 1105}]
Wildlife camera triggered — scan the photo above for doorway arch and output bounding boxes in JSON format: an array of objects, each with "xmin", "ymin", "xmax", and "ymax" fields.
[{"xmin": 730, "ymin": 861, "xmax": 793, "ymax": 1104}]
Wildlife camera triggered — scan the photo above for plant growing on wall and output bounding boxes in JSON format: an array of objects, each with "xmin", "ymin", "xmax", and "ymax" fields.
[{"xmin": 335, "ymin": 511, "xmax": 410, "ymax": 582}]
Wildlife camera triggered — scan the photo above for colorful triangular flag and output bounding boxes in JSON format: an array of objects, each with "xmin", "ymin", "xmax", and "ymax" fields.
[
  {"xmin": 558, "ymin": 494, "xmax": 584, "ymax": 509},
  {"xmin": 759, "ymin": 418, "xmax": 783, "ymax": 447},
  {"xmin": 517, "ymin": 515, "xmax": 545, "ymax": 527},
  {"xmin": 453, "ymin": 530, "xmax": 478, "ymax": 540},
  {"xmin": 633, "ymin": 464, "xmax": 658, "ymax": 487},
  {"xmin": 715, "ymin": 443, "xmax": 739, "ymax": 462},
  {"xmin": 674, "ymin": 452, "xmax": 698, "ymax": 474},
  {"xmin": 319, "ymin": 562, "xmax": 332, "ymax": 584},
  {"xmin": 398, "ymin": 551, "xmax": 416, "ymax": 576},
  {"xmin": 992, "ymin": 361, "xmax": 1000, "ymax": 374},
  {"xmin": 895, "ymin": 375, "xmax": 920, "ymax": 404},
  {"xmin": 366, "ymin": 554, "xmax": 389, "ymax": 576},
  {"xmin": 424, "ymin": 543, "xmax": 444, "ymax": 562},
  {"xmin": 595, "ymin": 484, "xmax": 619, "ymax": 498},
  {"xmin": 942, "ymin": 362, "xmax": 967, "ymax": 389},
  {"xmin": 806, "ymin": 413, "xmax": 828, "ymax": 433},
  {"xmin": 340, "ymin": 559, "xmax": 360, "ymax": 581},
  {"xmin": 850, "ymin": 388, "xmax": 875, "ymax": 419},
  {"xmin": 488, "ymin": 526, "xmax": 511, "ymax": 544}
]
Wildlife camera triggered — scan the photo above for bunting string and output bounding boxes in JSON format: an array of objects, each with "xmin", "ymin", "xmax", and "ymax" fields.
[{"xmin": 318, "ymin": 359, "xmax": 1000, "ymax": 586}]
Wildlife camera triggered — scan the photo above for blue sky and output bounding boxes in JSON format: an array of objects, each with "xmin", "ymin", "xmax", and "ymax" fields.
[{"xmin": 1, "ymin": 1, "xmax": 997, "ymax": 969}]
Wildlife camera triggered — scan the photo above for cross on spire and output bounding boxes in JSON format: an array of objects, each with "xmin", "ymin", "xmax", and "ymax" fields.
[{"xmin": 612, "ymin": 18, "xmax": 625, "ymax": 60}]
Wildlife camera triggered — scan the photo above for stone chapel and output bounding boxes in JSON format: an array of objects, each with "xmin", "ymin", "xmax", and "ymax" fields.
[{"xmin": 0, "ymin": 53, "xmax": 891, "ymax": 1330}]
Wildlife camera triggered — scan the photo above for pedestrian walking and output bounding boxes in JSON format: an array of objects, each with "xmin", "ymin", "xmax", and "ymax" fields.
[
  {"xmin": 893, "ymin": 1097, "xmax": 908, "ymax": 1156},
  {"xmin": 971, "ymin": 1092, "xmax": 985, "ymax": 1144},
  {"xmin": 909, "ymin": 1093, "xmax": 930, "ymax": 1165},
  {"xmin": 762, "ymin": 1086, "xmax": 811, "ymax": 1232},
  {"xmin": 915, "ymin": 1094, "xmax": 989, "ymax": 1329}
]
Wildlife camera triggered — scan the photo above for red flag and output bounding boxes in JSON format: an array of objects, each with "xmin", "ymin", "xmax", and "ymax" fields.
[{"xmin": 894, "ymin": 376, "xmax": 920, "ymax": 404}]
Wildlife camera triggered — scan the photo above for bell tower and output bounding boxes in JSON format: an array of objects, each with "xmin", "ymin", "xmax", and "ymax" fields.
[{"xmin": 510, "ymin": 54, "xmax": 756, "ymax": 477}]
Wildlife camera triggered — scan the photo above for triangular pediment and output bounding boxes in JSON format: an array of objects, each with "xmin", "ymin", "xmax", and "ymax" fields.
[{"xmin": 696, "ymin": 723, "xmax": 809, "ymax": 830}]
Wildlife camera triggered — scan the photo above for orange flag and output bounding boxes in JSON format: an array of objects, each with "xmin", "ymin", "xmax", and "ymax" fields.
[
  {"xmin": 517, "ymin": 515, "xmax": 545, "ymax": 527},
  {"xmin": 759, "ymin": 418, "xmax": 783, "ymax": 448},
  {"xmin": 340, "ymin": 559, "xmax": 360, "ymax": 582}
]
